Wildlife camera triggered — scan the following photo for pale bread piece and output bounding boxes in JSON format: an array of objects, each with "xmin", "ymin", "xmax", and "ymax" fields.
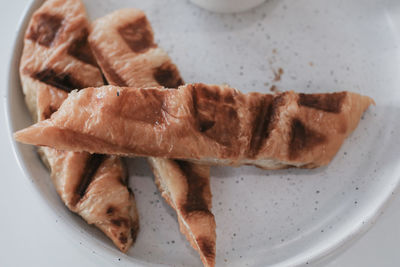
[
  {"xmin": 19, "ymin": 0, "xmax": 138, "ymax": 252},
  {"xmin": 89, "ymin": 9, "xmax": 215, "ymax": 266},
  {"xmin": 14, "ymin": 84, "xmax": 374, "ymax": 169}
]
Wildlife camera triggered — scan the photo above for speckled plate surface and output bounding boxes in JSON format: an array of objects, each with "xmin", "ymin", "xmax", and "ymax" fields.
[{"xmin": 7, "ymin": 0, "xmax": 400, "ymax": 266}]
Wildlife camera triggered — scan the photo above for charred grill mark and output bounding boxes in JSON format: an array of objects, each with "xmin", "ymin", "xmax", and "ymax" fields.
[
  {"xmin": 27, "ymin": 14, "xmax": 63, "ymax": 47},
  {"xmin": 106, "ymin": 206, "xmax": 115, "ymax": 215},
  {"xmin": 298, "ymin": 92, "xmax": 346, "ymax": 113},
  {"xmin": 111, "ymin": 218, "xmax": 129, "ymax": 227},
  {"xmin": 68, "ymin": 28, "xmax": 98, "ymax": 66},
  {"xmin": 289, "ymin": 119, "xmax": 326, "ymax": 159},
  {"xmin": 195, "ymin": 84, "xmax": 221, "ymax": 102},
  {"xmin": 118, "ymin": 17, "xmax": 156, "ymax": 53},
  {"xmin": 153, "ymin": 62, "xmax": 184, "ymax": 88},
  {"xmin": 197, "ymin": 237, "xmax": 216, "ymax": 259},
  {"xmin": 31, "ymin": 68, "xmax": 84, "ymax": 92},
  {"xmin": 90, "ymin": 44, "xmax": 127, "ymax": 86},
  {"xmin": 248, "ymin": 95, "xmax": 274, "ymax": 157},
  {"xmin": 176, "ymin": 161, "xmax": 210, "ymax": 214},
  {"xmin": 192, "ymin": 86, "xmax": 216, "ymax": 133},
  {"xmin": 111, "ymin": 219, "xmax": 121, "ymax": 227},
  {"xmin": 118, "ymin": 234, "xmax": 128, "ymax": 244},
  {"xmin": 76, "ymin": 154, "xmax": 106, "ymax": 198},
  {"xmin": 199, "ymin": 120, "xmax": 215, "ymax": 133},
  {"xmin": 192, "ymin": 84, "xmax": 239, "ymax": 147}
]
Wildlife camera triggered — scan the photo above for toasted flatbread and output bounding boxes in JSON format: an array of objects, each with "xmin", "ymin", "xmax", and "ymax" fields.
[
  {"xmin": 89, "ymin": 9, "xmax": 215, "ymax": 266},
  {"xmin": 15, "ymin": 84, "xmax": 374, "ymax": 170},
  {"xmin": 19, "ymin": 0, "xmax": 138, "ymax": 252}
]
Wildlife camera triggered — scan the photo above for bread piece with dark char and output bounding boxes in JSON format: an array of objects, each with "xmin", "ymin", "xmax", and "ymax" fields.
[
  {"xmin": 14, "ymin": 84, "xmax": 374, "ymax": 169},
  {"xmin": 150, "ymin": 158, "xmax": 216, "ymax": 267},
  {"xmin": 89, "ymin": 9, "xmax": 215, "ymax": 267},
  {"xmin": 89, "ymin": 9, "xmax": 183, "ymax": 89},
  {"xmin": 19, "ymin": 0, "xmax": 138, "ymax": 252}
]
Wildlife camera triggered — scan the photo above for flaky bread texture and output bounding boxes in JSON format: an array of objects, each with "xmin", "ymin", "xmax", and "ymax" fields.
[
  {"xmin": 15, "ymin": 84, "xmax": 374, "ymax": 169},
  {"xmin": 19, "ymin": 0, "xmax": 138, "ymax": 252},
  {"xmin": 89, "ymin": 9, "xmax": 215, "ymax": 266}
]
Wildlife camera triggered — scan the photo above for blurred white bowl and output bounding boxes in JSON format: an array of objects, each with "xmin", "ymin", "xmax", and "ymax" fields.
[{"xmin": 190, "ymin": 0, "xmax": 267, "ymax": 13}]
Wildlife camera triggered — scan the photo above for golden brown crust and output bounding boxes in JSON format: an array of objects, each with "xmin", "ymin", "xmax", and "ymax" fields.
[
  {"xmin": 89, "ymin": 9, "xmax": 215, "ymax": 266},
  {"xmin": 15, "ymin": 84, "xmax": 375, "ymax": 170},
  {"xmin": 19, "ymin": 0, "xmax": 138, "ymax": 252}
]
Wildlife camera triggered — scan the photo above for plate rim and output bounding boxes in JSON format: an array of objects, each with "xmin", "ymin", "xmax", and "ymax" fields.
[{"xmin": 5, "ymin": 1, "xmax": 400, "ymax": 266}]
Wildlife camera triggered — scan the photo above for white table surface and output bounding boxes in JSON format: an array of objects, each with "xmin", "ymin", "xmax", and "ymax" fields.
[{"xmin": 1, "ymin": 1, "xmax": 399, "ymax": 266}]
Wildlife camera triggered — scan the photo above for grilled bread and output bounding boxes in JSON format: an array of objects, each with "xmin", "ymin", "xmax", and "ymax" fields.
[
  {"xmin": 150, "ymin": 158, "xmax": 216, "ymax": 267},
  {"xmin": 19, "ymin": 0, "xmax": 138, "ymax": 252},
  {"xmin": 14, "ymin": 84, "xmax": 374, "ymax": 169},
  {"xmin": 89, "ymin": 9, "xmax": 215, "ymax": 266},
  {"xmin": 89, "ymin": 9, "xmax": 183, "ymax": 89}
]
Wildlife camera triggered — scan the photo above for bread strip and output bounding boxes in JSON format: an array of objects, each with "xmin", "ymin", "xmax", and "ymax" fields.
[
  {"xmin": 89, "ymin": 9, "xmax": 216, "ymax": 266},
  {"xmin": 150, "ymin": 158, "xmax": 216, "ymax": 267},
  {"xmin": 19, "ymin": 0, "xmax": 138, "ymax": 252},
  {"xmin": 14, "ymin": 84, "xmax": 374, "ymax": 169}
]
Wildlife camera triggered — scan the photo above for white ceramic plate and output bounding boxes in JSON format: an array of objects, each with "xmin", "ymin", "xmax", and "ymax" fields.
[{"xmin": 7, "ymin": 0, "xmax": 400, "ymax": 266}]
